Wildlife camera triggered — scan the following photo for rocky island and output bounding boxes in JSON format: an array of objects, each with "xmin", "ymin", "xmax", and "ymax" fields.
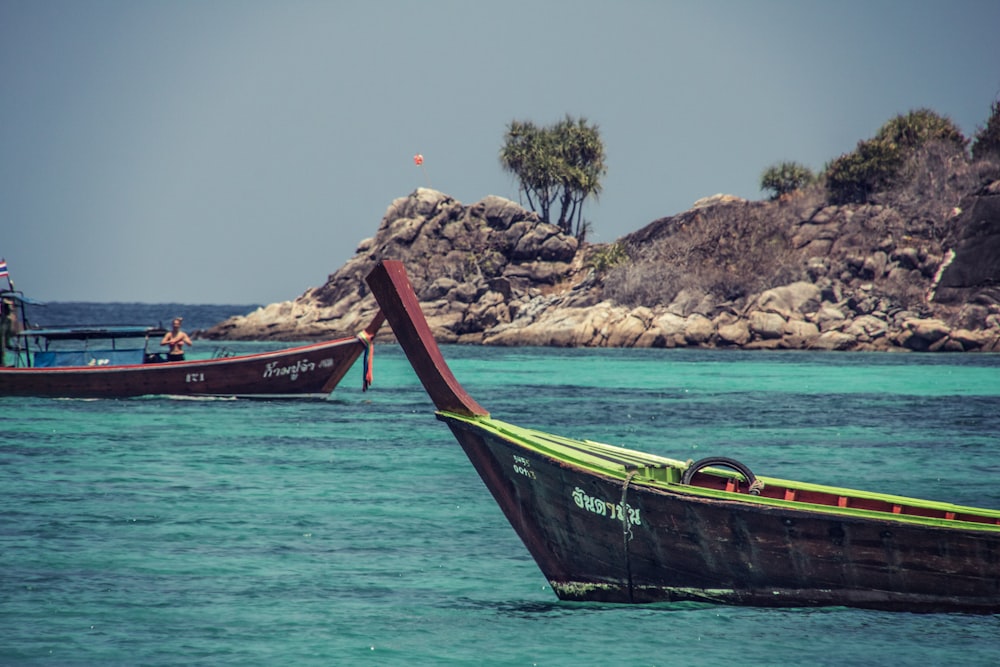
[{"xmin": 202, "ymin": 176, "xmax": 1000, "ymax": 352}]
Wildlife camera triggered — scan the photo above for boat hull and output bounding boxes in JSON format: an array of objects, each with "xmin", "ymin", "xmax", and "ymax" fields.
[
  {"xmin": 364, "ymin": 259, "xmax": 1000, "ymax": 613},
  {"xmin": 0, "ymin": 336, "xmax": 372, "ymax": 399},
  {"xmin": 443, "ymin": 416, "xmax": 1000, "ymax": 613}
]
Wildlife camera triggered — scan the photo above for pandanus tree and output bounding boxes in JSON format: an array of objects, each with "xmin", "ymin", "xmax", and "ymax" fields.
[{"xmin": 499, "ymin": 115, "xmax": 607, "ymax": 238}]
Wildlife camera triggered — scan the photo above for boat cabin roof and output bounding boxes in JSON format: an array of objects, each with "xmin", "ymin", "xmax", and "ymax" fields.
[
  {"xmin": 1, "ymin": 290, "xmax": 42, "ymax": 306},
  {"xmin": 16, "ymin": 325, "xmax": 167, "ymax": 341}
]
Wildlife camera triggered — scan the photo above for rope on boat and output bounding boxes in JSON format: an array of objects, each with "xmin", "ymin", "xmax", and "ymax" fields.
[
  {"xmin": 621, "ymin": 468, "xmax": 638, "ymax": 603},
  {"xmin": 356, "ymin": 331, "xmax": 374, "ymax": 392}
]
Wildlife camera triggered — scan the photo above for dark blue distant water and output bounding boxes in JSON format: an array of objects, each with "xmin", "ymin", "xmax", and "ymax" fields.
[
  {"xmin": 2, "ymin": 303, "xmax": 1000, "ymax": 666},
  {"xmin": 22, "ymin": 302, "xmax": 261, "ymax": 333}
]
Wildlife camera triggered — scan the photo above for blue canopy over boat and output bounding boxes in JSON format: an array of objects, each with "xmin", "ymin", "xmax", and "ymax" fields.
[
  {"xmin": 1, "ymin": 290, "xmax": 43, "ymax": 306},
  {"xmin": 3, "ymin": 290, "xmax": 168, "ymax": 368},
  {"xmin": 17, "ymin": 325, "xmax": 165, "ymax": 341}
]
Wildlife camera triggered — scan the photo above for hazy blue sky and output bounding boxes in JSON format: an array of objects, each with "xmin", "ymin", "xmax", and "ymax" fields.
[{"xmin": 3, "ymin": 1, "xmax": 999, "ymax": 304}]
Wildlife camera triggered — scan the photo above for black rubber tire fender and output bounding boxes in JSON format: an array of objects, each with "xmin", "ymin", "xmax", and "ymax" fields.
[{"xmin": 680, "ymin": 456, "xmax": 760, "ymax": 495}]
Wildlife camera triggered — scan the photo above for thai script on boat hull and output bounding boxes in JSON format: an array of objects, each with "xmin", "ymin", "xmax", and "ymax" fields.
[
  {"xmin": 572, "ymin": 487, "xmax": 641, "ymax": 525},
  {"xmin": 262, "ymin": 357, "xmax": 333, "ymax": 381}
]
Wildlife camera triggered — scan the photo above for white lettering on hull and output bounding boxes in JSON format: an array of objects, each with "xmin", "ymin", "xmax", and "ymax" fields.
[
  {"xmin": 513, "ymin": 454, "xmax": 537, "ymax": 479},
  {"xmin": 509, "ymin": 452, "xmax": 642, "ymax": 526},
  {"xmin": 572, "ymin": 487, "xmax": 641, "ymax": 525},
  {"xmin": 263, "ymin": 358, "xmax": 316, "ymax": 381}
]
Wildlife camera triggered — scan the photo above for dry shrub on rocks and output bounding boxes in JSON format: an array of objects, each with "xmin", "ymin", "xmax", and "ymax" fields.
[
  {"xmin": 604, "ymin": 199, "xmax": 809, "ymax": 307},
  {"xmin": 873, "ymin": 140, "xmax": 1000, "ymax": 244}
]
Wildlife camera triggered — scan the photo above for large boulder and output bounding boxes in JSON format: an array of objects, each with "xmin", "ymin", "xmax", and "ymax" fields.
[
  {"xmin": 753, "ymin": 282, "xmax": 822, "ymax": 319},
  {"xmin": 934, "ymin": 180, "xmax": 1000, "ymax": 306}
]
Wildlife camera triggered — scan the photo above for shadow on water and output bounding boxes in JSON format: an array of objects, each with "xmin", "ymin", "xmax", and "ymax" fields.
[{"xmin": 485, "ymin": 598, "xmax": 721, "ymax": 618}]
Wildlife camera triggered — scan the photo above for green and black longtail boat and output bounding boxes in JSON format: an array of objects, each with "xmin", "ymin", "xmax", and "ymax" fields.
[{"xmin": 366, "ymin": 260, "xmax": 1000, "ymax": 613}]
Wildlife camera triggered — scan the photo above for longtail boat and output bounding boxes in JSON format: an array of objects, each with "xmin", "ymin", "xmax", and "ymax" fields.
[
  {"xmin": 0, "ymin": 289, "xmax": 384, "ymax": 399},
  {"xmin": 365, "ymin": 260, "xmax": 1000, "ymax": 613}
]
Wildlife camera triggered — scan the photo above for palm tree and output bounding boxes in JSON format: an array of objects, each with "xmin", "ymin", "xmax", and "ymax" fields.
[{"xmin": 500, "ymin": 115, "xmax": 606, "ymax": 237}]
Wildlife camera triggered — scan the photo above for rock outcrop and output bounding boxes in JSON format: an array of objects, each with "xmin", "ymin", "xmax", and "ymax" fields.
[
  {"xmin": 202, "ymin": 181, "xmax": 1000, "ymax": 353},
  {"xmin": 934, "ymin": 179, "xmax": 1000, "ymax": 310},
  {"xmin": 202, "ymin": 189, "xmax": 583, "ymax": 342}
]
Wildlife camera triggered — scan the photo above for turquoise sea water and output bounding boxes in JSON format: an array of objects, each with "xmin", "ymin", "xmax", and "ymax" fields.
[{"xmin": 3, "ymin": 305, "xmax": 1000, "ymax": 666}]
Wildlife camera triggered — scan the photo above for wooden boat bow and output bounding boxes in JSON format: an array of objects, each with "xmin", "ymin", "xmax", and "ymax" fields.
[{"xmin": 365, "ymin": 260, "xmax": 487, "ymax": 416}]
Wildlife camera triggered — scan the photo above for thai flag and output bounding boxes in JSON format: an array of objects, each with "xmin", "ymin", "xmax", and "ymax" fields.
[{"xmin": 0, "ymin": 260, "xmax": 8, "ymax": 278}]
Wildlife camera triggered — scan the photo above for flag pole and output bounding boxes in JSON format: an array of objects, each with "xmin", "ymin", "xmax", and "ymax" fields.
[{"xmin": 0, "ymin": 258, "xmax": 12, "ymax": 291}]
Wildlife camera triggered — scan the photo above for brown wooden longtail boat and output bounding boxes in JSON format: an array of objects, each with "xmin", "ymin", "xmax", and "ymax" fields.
[
  {"xmin": 1, "ymin": 289, "xmax": 384, "ymax": 399},
  {"xmin": 365, "ymin": 259, "xmax": 1000, "ymax": 613}
]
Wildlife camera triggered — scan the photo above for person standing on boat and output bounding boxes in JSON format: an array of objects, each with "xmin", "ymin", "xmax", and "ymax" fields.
[
  {"xmin": 161, "ymin": 317, "xmax": 192, "ymax": 362},
  {"xmin": 1, "ymin": 298, "xmax": 20, "ymax": 366}
]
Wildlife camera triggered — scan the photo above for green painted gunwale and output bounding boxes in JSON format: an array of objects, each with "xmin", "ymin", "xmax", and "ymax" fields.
[{"xmin": 439, "ymin": 410, "xmax": 1000, "ymax": 533}]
